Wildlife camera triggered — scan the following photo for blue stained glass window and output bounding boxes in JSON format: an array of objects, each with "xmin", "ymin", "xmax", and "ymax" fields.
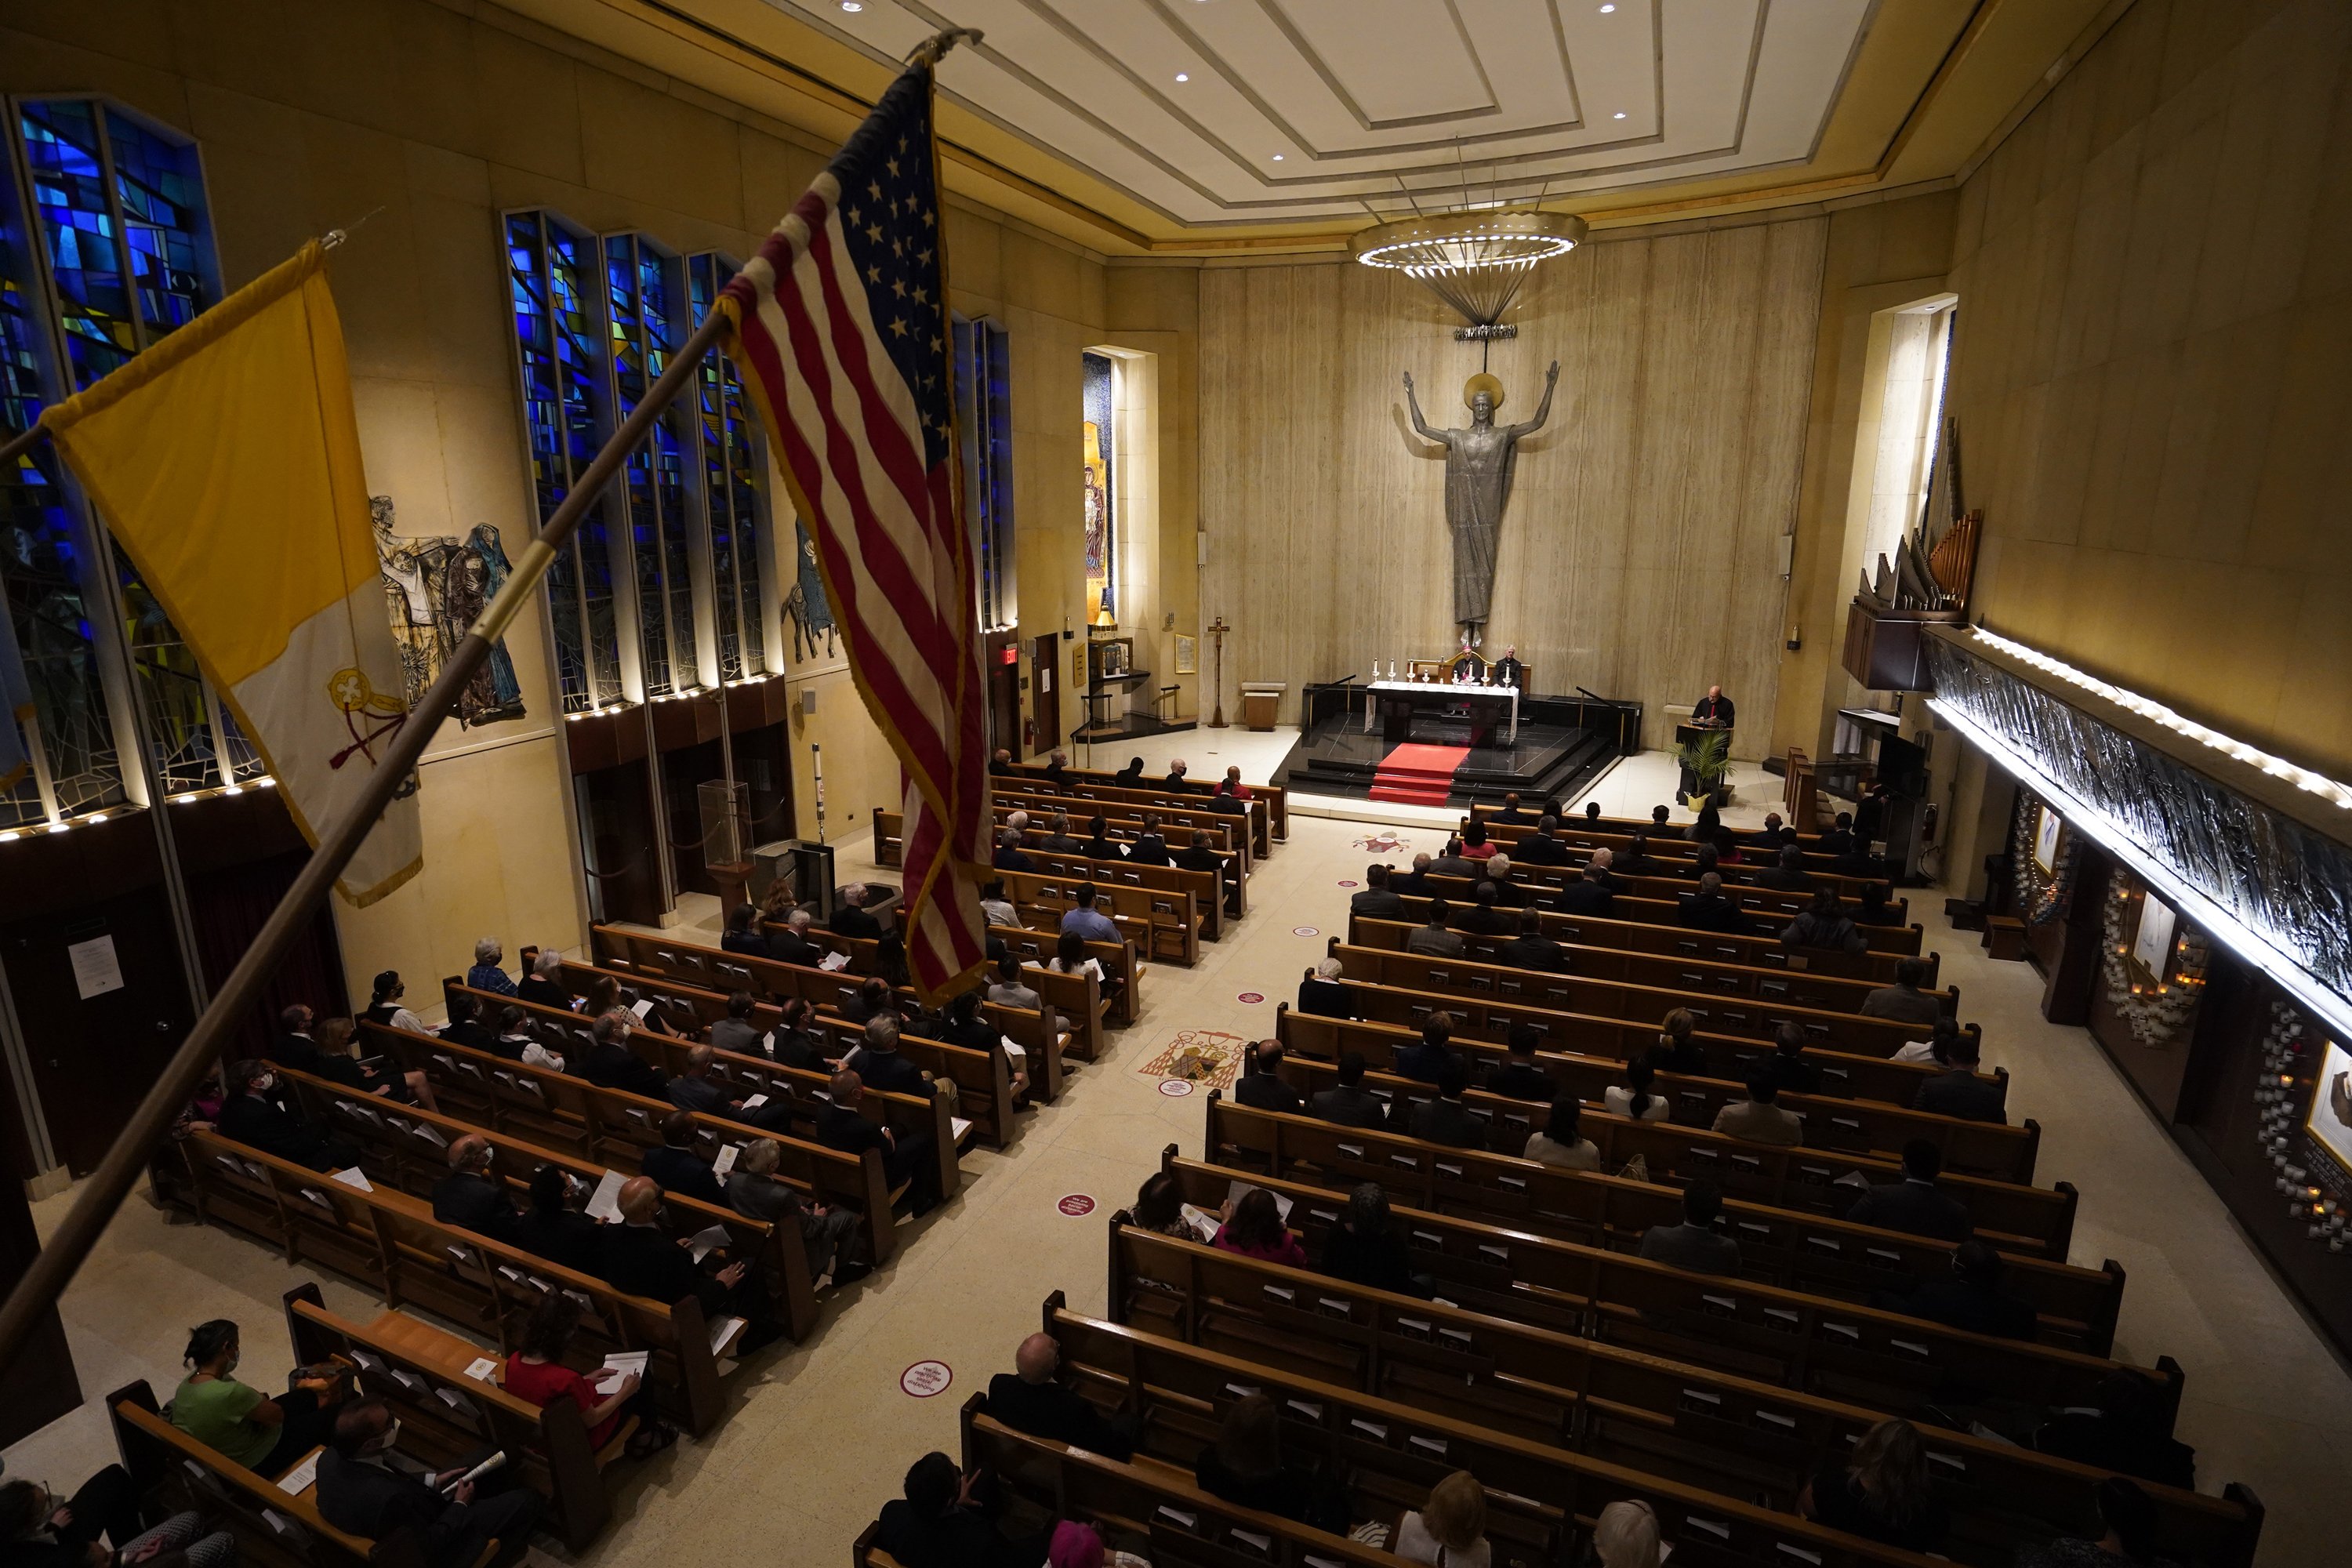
[
  {"xmin": 953, "ymin": 314, "xmax": 1016, "ymax": 630},
  {"xmin": 506, "ymin": 210, "xmax": 621, "ymax": 713},
  {"xmin": 688, "ymin": 253, "xmax": 766, "ymax": 679},
  {"xmin": 16, "ymin": 100, "xmax": 137, "ymax": 390},
  {"xmin": 605, "ymin": 233, "xmax": 697, "ymax": 696},
  {"xmin": 104, "ymin": 107, "xmax": 214, "ymax": 344}
]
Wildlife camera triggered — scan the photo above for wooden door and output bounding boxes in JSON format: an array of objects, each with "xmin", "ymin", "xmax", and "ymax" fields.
[{"xmin": 1031, "ymin": 633, "xmax": 1060, "ymax": 752}]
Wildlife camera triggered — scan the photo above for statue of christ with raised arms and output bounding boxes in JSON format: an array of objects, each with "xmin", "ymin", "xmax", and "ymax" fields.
[{"xmin": 1403, "ymin": 361, "xmax": 1559, "ymax": 646}]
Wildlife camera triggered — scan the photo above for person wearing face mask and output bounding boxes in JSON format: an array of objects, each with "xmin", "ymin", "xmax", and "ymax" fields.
[
  {"xmin": 168, "ymin": 1319, "xmax": 344, "ymax": 1480},
  {"xmin": 215, "ymin": 1059, "xmax": 358, "ymax": 1172},
  {"xmin": 315, "ymin": 1399, "xmax": 544, "ymax": 1567},
  {"xmin": 0, "ymin": 1468, "xmax": 233, "ymax": 1568}
]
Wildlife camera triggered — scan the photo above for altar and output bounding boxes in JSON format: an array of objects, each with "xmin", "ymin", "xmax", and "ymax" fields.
[{"xmin": 1363, "ymin": 678, "xmax": 1520, "ymax": 746}]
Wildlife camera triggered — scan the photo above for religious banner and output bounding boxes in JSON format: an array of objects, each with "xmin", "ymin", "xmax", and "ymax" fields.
[
  {"xmin": 372, "ymin": 496, "xmax": 527, "ymax": 728},
  {"xmin": 37, "ymin": 240, "xmax": 423, "ymax": 906}
]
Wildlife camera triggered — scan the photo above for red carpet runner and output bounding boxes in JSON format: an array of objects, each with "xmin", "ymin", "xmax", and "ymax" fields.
[{"xmin": 1369, "ymin": 742, "xmax": 1470, "ymax": 806}]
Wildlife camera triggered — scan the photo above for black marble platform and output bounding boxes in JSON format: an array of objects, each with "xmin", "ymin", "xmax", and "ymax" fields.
[{"xmin": 1272, "ymin": 710, "xmax": 1617, "ymax": 810}]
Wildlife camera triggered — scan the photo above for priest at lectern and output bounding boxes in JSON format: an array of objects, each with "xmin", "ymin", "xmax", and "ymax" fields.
[{"xmin": 1690, "ymin": 686, "xmax": 1736, "ymax": 728}]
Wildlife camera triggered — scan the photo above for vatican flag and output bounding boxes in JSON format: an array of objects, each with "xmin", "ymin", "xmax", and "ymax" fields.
[{"xmin": 39, "ymin": 240, "xmax": 421, "ymax": 905}]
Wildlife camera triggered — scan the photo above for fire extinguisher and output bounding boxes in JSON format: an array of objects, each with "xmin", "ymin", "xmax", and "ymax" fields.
[{"xmin": 1023, "ymin": 717, "xmax": 1036, "ymax": 751}]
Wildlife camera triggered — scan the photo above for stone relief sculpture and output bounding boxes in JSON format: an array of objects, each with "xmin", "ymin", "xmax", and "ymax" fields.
[{"xmin": 372, "ymin": 495, "xmax": 526, "ymax": 728}]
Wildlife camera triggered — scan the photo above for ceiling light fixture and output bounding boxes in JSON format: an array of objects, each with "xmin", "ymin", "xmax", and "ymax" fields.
[
  {"xmin": 1353, "ymin": 207, "xmax": 1588, "ymax": 330},
  {"xmin": 1272, "ymin": 154, "xmax": 1284, "ymax": 161},
  {"xmin": 1599, "ymin": 4, "xmax": 1617, "ymax": 12},
  {"xmin": 840, "ymin": 2, "xmax": 864, "ymax": 13},
  {"xmin": 1174, "ymin": 73, "xmax": 1189, "ymax": 82}
]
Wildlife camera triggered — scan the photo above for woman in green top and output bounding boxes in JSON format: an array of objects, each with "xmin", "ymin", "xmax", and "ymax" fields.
[{"xmin": 169, "ymin": 1319, "xmax": 341, "ymax": 1479}]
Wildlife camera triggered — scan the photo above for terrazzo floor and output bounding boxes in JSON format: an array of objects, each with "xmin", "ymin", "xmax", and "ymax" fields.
[{"xmin": 6, "ymin": 735, "xmax": 2345, "ymax": 1566}]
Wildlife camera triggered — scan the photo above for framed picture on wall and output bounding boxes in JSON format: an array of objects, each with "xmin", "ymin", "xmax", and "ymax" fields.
[
  {"xmin": 1175, "ymin": 634, "xmax": 1196, "ymax": 674},
  {"xmin": 2033, "ymin": 804, "xmax": 2063, "ymax": 874},
  {"xmin": 2131, "ymin": 892, "xmax": 2179, "ymax": 978},
  {"xmin": 2307, "ymin": 1038, "xmax": 2352, "ymax": 1176}
]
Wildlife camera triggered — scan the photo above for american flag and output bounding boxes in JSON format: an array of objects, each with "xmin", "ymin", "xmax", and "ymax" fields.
[{"xmin": 718, "ymin": 58, "xmax": 988, "ymax": 1000}]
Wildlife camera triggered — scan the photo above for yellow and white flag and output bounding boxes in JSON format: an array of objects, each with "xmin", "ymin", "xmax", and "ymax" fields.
[{"xmin": 40, "ymin": 240, "xmax": 421, "ymax": 905}]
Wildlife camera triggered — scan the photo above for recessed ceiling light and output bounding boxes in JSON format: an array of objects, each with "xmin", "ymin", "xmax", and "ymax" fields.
[
  {"xmin": 1272, "ymin": 154, "xmax": 1284, "ymax": 161},
  {"xmin": 1599, "ymin": 4, "xmax": 1617, "ymax": 12},
  {"xmin": 1613, "ymin": 111, "xmax": 1627, "ymax": 119},
  {"xmin": 840, "ymin": 2, "xmax": 862, "ymax": 11},
  {"xmin": 1174, "ymin": 73, "xmax": 1189, "ymax": 82}
]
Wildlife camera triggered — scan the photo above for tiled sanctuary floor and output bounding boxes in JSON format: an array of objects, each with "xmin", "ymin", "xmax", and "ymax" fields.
[{"xmin": 6, "ymin": 735, "xmax": 2345, "ymax": 1566}]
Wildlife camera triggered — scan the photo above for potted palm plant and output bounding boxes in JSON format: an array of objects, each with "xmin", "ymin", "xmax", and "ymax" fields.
[{"xmin": 1673, "ymin": 728, "xmax": 1733, "ymax": 808}]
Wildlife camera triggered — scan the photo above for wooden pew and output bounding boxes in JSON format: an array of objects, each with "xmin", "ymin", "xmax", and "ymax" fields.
[
  {"xmin": 1375, "ymin": 890, "xmax": 1929, "ymax": 985},
  {"xmin": 1044, "ymin": 1296, "xmax": 2258, "ymax": 1568},
  {"xmin": 1466, "ymin": 813, "xmax": 1862, "ymax": 875},
  {"xmin": 1204, "ymin": 1089, "xmax": 2074, "ymax": 1265},
  {"xmin": 578, "ymin": 925, "xmax": 1074, "ymax": 1065},
  {"xmin": 878, "ymin": 810, "xmax": 1237, "ymax": 935},
  {"xmin": 538, "ymin": 958, "xmax": 1030, "ymax": 1135},
  {"xmin": 1277, "ymin": 1001, "xmax": 1991, "ymax": 1119},
  {"xmin": 1345, "ymin": 916, "xmax": 1952, "ymax": 1018},
  {"xmin": 985, "ymin": 791, "xmax": 1253, "ymax": 870},
  {"xmin": 1268, "ymin": 1033, "xmax": 2037, "ymax": 1185},
  {"xmin": 281, "ymin": 1285, "xmax": 615, "ymax": 1550},
  {"xmin": 1474, "ymin": 803, "xmax": 1825, "ymax": 848},
  {"xmin": 1109, "ymin": 1217, "xmax": 2169, "ymax": 1450},
  {"xmin": 175, "ymin": 1128, "xmax": 728, "ymax": 1432},
  {"xmin": 998, "ymin": 757, "xmax": 1287, "ymax": 842},
  {"xmin": 1319, "ymin": 950, "xmax": 1948, "ymax": 1062},
  {"xmin": 987, "ymin": 816, "xmax": 1248, "ymax": 927},
  {"xmin": 1426, "ymin": 865, "xmax": 1901, "ymax": 927},
  {"xmin": 995, "ymin": 774, "xmax": 1269, "ymax": 860},
  {"xmin": 107, "ymin": 1383, "xmax": 422, "ymax": 1568},
  {"xmin": 775, "ymin": 916, "xmax": 1123, "ymax": 1051},
  {"xmin": 275, "ymin": 1064, "xmax": 821, "ymax": 1345},
  {"xmin": 970, "ymin": 921, "xmax": 1143, "ymax": 1029},
  {"xmin": 358, "ymin": 1020, "xmax": 902, "ymax": 1266},
  {"xmin": 993, "ymin": 866, "xmax": 1200, "ymax": 967}
]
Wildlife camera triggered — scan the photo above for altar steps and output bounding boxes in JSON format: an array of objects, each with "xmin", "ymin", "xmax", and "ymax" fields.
[
  {"xmin": 1369, "ymin": 743, "xmax": 1471, "ymax": 805},
  {"xmin": 1277, "ymin": 717, "xmax": 1617, "ymax": 812}
]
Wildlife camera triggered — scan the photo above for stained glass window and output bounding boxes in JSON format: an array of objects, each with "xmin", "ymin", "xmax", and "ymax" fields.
[
  {"xmin": 2, "ymin": 97, "xmax": 231, "ymax": 829},
  {"xmin": 506, "ymin": 209, "xmax": 622, "ymax": 713},
  {"xmin": 604, "ymin": 233, "xmax": 699, "ymax": 696},
  {"xmin": 1081, "ymin": 350, "xmax": 1116, "ymax": 625},
  {"xmin": 687, "ymin": 252, "xmax": 766, "ymax": 680},
  {"xmin": 953, "ymin": 314, "xmax": 1016, "ymax": 630}
]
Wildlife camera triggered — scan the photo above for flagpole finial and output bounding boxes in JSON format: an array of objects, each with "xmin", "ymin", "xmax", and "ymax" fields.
[{"xmin": 905, "ymin": 26, "xmax": 982, "ymax": 68}]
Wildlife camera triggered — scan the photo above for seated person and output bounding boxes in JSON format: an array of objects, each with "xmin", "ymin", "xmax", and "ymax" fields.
[
  {"xmin": 1675, "ymin": 871, "xmax": 1746, "ymax": 933},
  {"xmin": 1861, "ymin": 956, "xmax": 1942, "ymax": 1025},
  {"xmin": 1763, "ymin": 1022, "xmax": 1821, "ymax": 1094},
  {"xmin": 710, "ymin": 991, "xmax": 765, "ymax": 1055},
  {"xmin": 1523, "ymin": 1098, "xmax": 1599, "ymax": 1170},
  {"xmin": 1484, "ymin": 1023, "xmax": 1555, "ymax": 1101},
  {"xmin": 437, "ymin": 993, "xmax": 498, "ymax": 1051},
  {"xmin": 1045, "ymin": 928, "xmax": 1118, "ymax": 1004},
  {"xmin": 935, "ymin": 989, "xmax": 1029, "ymax": 1102},
  {"xmin": 1058, "ymin": 883, "xmax": 1120, "ymax": 943},
  {"xmin": 1650, "ymin": 805, "xmax": 1671, "ymax": 827},
  {"xmin": 171, "ymin": 1317, "xmax": 343, "ymax": 1479},
  {"xmin": 991, "ymin": 828, "xmax": 1036, "ymax": 873},
  {"xmin": 985, "ymin": 1333, "xmax": 1135, "ymax": 1459},
  {"xmin": 1854, "ymin": 881, "xmax": 1902, "ymax": 926},
  {"xmin": 1162, "ymin": 759, "xmax": 1197, "ymax": 793},
  {"xmin": 1393, "ymin": 1014, "xmax": 1457, "ymax": 1083},
  {"xmin": 514, "ymin": 1163, "xmax": 602, "ymax": 1275},
  {"xmin": 598, "ymin": 1176, "xmax": 779, "ymax": 1351},
  {"xmin": 641, "ymin": 1112, "xmax": 726, "ymax": 1204},
  {"xmin": 1407, "ymin": 1064, "xmax": 1484, "ymax": 1150},
  {"xmin": 1817, "ymin": 811, "xmax": 1857, "ymax": 855},
  {"xmin": 1893, "ymin": 1013, "xmax": 1965, "ymax": 1066},
  {"xmin": 1318, "ymin": 1183, "xmax": 1424, "ymax": 1298},
  {"xmin": 1392, "ymin": 851, "xmax": 1436, "ymax": 897},
  {"xmin": 1845, "ymin": 1140, "xmax": 1972, "ymax": 1240},
  {"xmin": 2031, "ymin": 1372, "xmax": 2197, "ymax": 1490},
  {"xmin": 1296, "ymin": 957, "xmax": 1355, "ymax": 1020},
  {"xmin": 517, "ymin": 949, "xmax": 571, "ymax": 1009},
  {"xmin": 1428, "ymin": 839, "xmax": 1478, "ymax": 880},
  {"xmin": 1173, "ymin": 828, "xmax": 1225, "ymax": 875},
  {"xmin": 1513, "ymin": 817, "xmax": 1568, "ymax": 866},
  {"xmin": 768, "ymin": 907, "xmax": 824, "ymax": 967},
  {"xmin": 1912, "ymin": 1029, "xmax": 2005, "ymax": 1123},
  {"xmin": 580, "ymin": 1012, "xmax": 666, "ymax": 1098},
  {"xmin": 1233, "ymin": 1039, "xmax": 1305, "ymax": 1115},
  {"xmin": 1112, "ymin": 757, "xmax": 1146, "ymax": 789},
  {"xmin": 1605, "ymin": 1058, "xmax": 1670, "ymax": 1123},
  {"xmin": 985, "ymin": 953, "xmax": 1041, "ymax": 1012},
  {"xmin": 0, "ymin": 1467, "xmax": 230, "ymax": 1568},
  {"xmin": 1555, "ymin": 851, "xmax": 1616, "ymax": 915},
  {"xmin": 2014, "ymin": 1477, "xmax": 2163, "ymax": 1568},
  {"xmin": 1308, "ymin": 1051, "xmax": 1387, "ymax": 1131},
  {"xmin": 1079, "ymin": 813, "xmax": 1123, "ymax": 862},
  {"xmin": 1493, "ymin": 793, "xmax": 1527, "ymax": 824},
  {"xmin": 818, "ymin": 1070, "xmax": 940, "ymax": 1217},
  {"xmin": 1796, "ymin": 1419, "xmax": 1947, "ymax": 1555},
  {"xmin": 216, "ymin": 1058, "xmax": 359, "ymax": 1172},
  {"xmin": 1613, "ymin": 831, "xmax": 1661, "ymax": 877},
  {"xmin": 1211, "ymin": 1188, "xmax": 1307, "ymax": 1267},
  {"xmin": 1637, "ymin": 1180, "xmax": 1741, "ymax": 1275},
  {"xmin": 1748, "ymin": 813, "xmax": 1788, "ymax": 855},
  {"xmin": 1780, "ymin": 886, "xmax": 1865, "ymax": 954},
  {"xmin": 361, "ymin": 970, "xmax": 431, "ymax": 1034},
  {"xmin": 768, "ymin": 996, "xmax": 833, "ymax": 1072},
  {"xmin": 719, "ymin": 902, "xmax": 768, "ymax": 957},
  {"xmin": 1650, "ymin": 1007, "xmax": 1704, "ymax": 1074},
  {"xmin": 1710, "ymin": 1073, "xmax": 1804, "ymax": 1145},
  {"xmin": 1459, "ymin": 822, "xmax": 1497, "ymax": 862},
  {"xmin": 1454, "ymin": 882, "xmax": 1514, "ymax": 936},
  {"xmin": 1208, "ymin": 783, "xmax": 1247, "ymax": 817},
  {"xmin": 1758, "ymin": 845, "xmax": 1815, "ymax": 891},
  {"xmin": 1038, "ymin": 811, "xmax": 1084, "ymax": 855},
  {"xmin": 1391, "ymin": 1472, "xmax": 1489, "ymax": 1568},
  {"xmin": 1221, "ymin": 765, "xmax": 1253, "ymax": 800},
  {"xmin": 1496, "ymin": 909, "xmax": 1565, "ymax": 973},
  {"xmin": 1127, "ymin": 1169, "xmax": 1210, "ymax": 1243},
  {"xmin": 1405, "ymin": 901, "xmax": 1467, "ymax": 957},
  {"xmin": 844, "ymin": 1014, "xmax": 929, "ymax": 1096},
  {"xmin": 839, "ymin": 976, "xmax": 895, "ymax": 1025},
  {"xmin": 876, "ymin": 1451, "xmax": 1047, "ymax": 1568},
  {"xmin": 727, "ymin": 1137, "xmax": 867, "ymax": 1286},
  {"xmin": 1192, "ymin": 1393, "xmax": 1338, "ymax": 1530},
  {"xmin": 1124, "ymin": 813, "xmax": 1171, "ymax": 866},
  {"xmin": 311, "ymin": 1013, "xmax": 433, "ymax": 1108},
  {"xmin": 1480, "ymin": 855, "xmax": 1528, "ymax": 906},
  {"xmin": 1872, "ymin": 1239, "xmax": 2035, "ymax": 1339},
  {"xmin": 272, "ymin": 1003, "xmax": 323, "ymax": 1073},
  {"xmin": 829, "ymin": 884, "xmax": 883, "ymax": 938},
  {"xmin": 1348, "ymin": 863, "xmax": 1406, "ymax": 917},
  {"xmin": 504, "ymin": 1291, "xmax": 673, "ymax": 1460},
  {"xmin": 317, "ymin": 1398, "xmax": 544, "ymax": 1568},
  {"xmin": 432, "ymin": 1134, "xmax": 521, "ymax": 1241},
  {"xmin": 466, "ymin": 938, "xmax": 520, "ymax": 998}
]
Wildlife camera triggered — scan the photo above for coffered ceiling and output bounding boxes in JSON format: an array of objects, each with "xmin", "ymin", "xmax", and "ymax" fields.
[{"xmin": 506, "ymin": 0, "xmax": 2129, "ymax": 254}]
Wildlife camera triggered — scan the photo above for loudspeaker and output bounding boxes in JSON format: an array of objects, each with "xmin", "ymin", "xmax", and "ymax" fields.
[{"xmin": 800, "ymin": 688, "xmax": 818, "ymax": 715}]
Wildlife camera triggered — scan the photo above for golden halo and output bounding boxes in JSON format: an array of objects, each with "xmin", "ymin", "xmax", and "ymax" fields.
[{"xmin": 1463, "ymin": 372, "xmax": 1504, "ymax": 412}]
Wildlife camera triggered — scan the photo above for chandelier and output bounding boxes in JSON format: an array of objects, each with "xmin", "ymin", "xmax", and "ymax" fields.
[{"xmin": 1352, "ymin": 208, "xmax": 1588, "ymax": 334}]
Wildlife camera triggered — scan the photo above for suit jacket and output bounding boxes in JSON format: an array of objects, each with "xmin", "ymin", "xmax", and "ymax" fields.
[
  {"xmin": 768, "ymin": 930, "xmax": 823, "ymax": 967},
  {"xmin": 1759, "ymin": 867, "xmax": 1815, "ymax": 891},
  {"xmin": 1409, "ymin": 1096, "xmax": 1483, "ymax": 1149},
  {"xmin": 1690, "ymin": 694, "xmax": 1736, "ymax": 728},
  {"xmin": 514, "ymin": 1206, "xmax": 602, "ymax": 1274},
  {"xmin": 597, "ymin": 1220, "xmax": 706, "ymax": 1304},
  {"xmin": 1081, "ymin": 836, "xmax": 1125, "ymax": 862},
  {"xmin": 1403, "ymin": 924, "xmax": 1465, "ymax": 958},
  {"xmin": 1711, "ymin": 1099, "xmax": 1804, "ymax": 1145},
  {"xmin": 1174, "ymin": 846, "xmax": 1224, "ymax": 873},
  {"xmin": 1817, "ymin": 829, "xmax": 1855, "ymax": 855},
  {"xmin": 1125, "ymin": 834, "xmax": 1170, "ymax": 867},
  {"xmin": 1207, "ymin": 793, "xmax": 1246, "ymax": 815},
  {"xmin": 851, "ymin": 1047, "xmax": 927, "ymax": 1096},
  {"xmin": 1161, "ymin": 772, "xmax": 1196, "ymax": 793},
  {"xmin": 1915, "ymin": 1068, "xmax": 2006, "ymax": 1124},
  {"xmin": 1392, "ymin": 1042, "xmax": 1455, "ymax": 1084},
  {"xmin": 710, "ymin": 1018, "xmax": 765, "ymax": 1055},
  {"xmin": 219, "ymin": 1093, "xmax": 336, "ymax": 1170},
  {"xmin": 315, "ymin": 1450, "xmax": 492, "ymax": 1568},
  {"xmin": 829, "ymin": 905, "xmax": 881, "ymax": 938},
  {"xmin": 1881, "ymin": 1277, "xmax": 2037, "ymax": 1340},
  {"xmin": 1638, "ymin": 1221, "xmax": 1742, "ymax": 1276},
  {"xmin": 720, "ymin": 930, "xmax": 770, "ymax": 958},
  {"xmin": 666, "ymin": 1075, "xmax": 734, "ymax": 1117},
  {"xmin": 1456, "ymin": 905, "xmax": 1513, "ymax": 936},
  {"xmin": 1296, "ymin": 978, "xmax": 1355, "ymax": 1019},
  {"xmin": 1555, "ymin": 880, "xmax": 1615, "ymax": 916},
  {"xmin": 1348, "ymin": 888, "xmax": 1406, "ymax": 918},
  {"xmin": 1677, "ymin": 893, "xmax": 1746, "ymax": 933},
  {"xmin": 641, "ymin": 1145, "xmax": 724, "ymax": 1205},
  {"xmin": 815, "ymin": 1103, "xmax": 889, "ymax": 1161},
  {"xmin": 438, "ymin": 1021, "xmax": 498, "ymax": 1052},
  {"xmin": 271, "ymin": 1032, "xmax": 323, "ymax": 1073},
  {"xmin": 1860, "ymin": 987, "xmax": 1943, "ymax": 1025},
  {"xmin": 517, "ymin": 976, "xmax": 571, "ymax": 1010},
  {"xmin": 1485, "ymin": 1062, "xmax": 1555, "ymax": 1102},
  {"xmin": 993, "ymin": 846, "xmax": 1036, "ymax": 873},
  {"xmin": 874, "ymin": 1500, "xmax": 1037, "ymax": 1568},
  {"xmin": 1496, "ymin": 934, "xmax": 1566, "ymax": 973},
  {"xmin": 1846, "ymin": 1178, "xmax": 1973, "ymax": 1241},
  {"xmin": 985, "ymin": 1374, "xmax": 1134, "ymax": 1459},
  {"xmin": 1780, "ymin": 910, "xmax": 1865, "ymax": 953},
  {"xmin": 431, "ymin": 1171, "xmax": 520, "ymax": 1241},
  {"xmin": 1429, "ymin": 854, "xmax": 1478, "ymax": 880},
  {"xmin": 1513, "ymin": 835, "xmax": 1566, "ymax": 866},
  {"xmin": 1235, "ymin": 1072, "xmax": 1304, "ymax": 1115},
  {"xmin": 1309, "ymin": 1084, "xmax": 1388, "ymax": 1130},
  {"xmin": 583, "ymin": 1042, "xmax": 666, "ymax": 1098},
  {"xmin": 1039, "ymin": 833, "xmax": 1085, "ymax": 855}
]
